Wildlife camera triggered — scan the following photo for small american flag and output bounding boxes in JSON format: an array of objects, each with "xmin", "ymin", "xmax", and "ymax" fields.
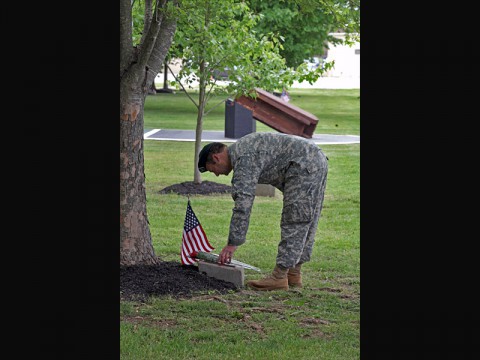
[{"xmin": 180, "ymin": 200, "xmax": 214, "ymax": 265}]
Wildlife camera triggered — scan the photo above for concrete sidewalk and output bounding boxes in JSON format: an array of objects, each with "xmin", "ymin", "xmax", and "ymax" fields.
[{"xmin": 144, "ymin": 129, "xmax": 360, "ymax": 145}]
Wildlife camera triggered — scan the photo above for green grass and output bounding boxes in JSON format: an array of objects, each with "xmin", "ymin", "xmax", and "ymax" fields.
[
  {"xmin": 121, "ymin": 89, "xmax": 360, "ymax": 360},
  {"xmin": 144, "ymin": 88, "xmax": 360, "ymax": 135}
]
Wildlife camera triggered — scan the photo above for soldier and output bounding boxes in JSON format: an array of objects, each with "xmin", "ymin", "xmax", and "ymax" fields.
[{"xmin": 198, "ymin": 132, "xmax": 328, "ymax": 291}]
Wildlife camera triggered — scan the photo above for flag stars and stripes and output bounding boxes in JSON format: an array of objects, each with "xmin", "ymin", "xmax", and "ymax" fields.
[{"xmin": 181, "ymin": 200, "xmax": 214, "ymax": 265}]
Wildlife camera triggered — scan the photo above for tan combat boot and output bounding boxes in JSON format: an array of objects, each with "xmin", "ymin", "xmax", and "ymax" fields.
[
  {"xmin": 246, "ymin": 265, "xmax": 289, "ymax": 291},
  {"xmin": 287, "ymin": 264, "xmax": 302, "ymax": 288}
]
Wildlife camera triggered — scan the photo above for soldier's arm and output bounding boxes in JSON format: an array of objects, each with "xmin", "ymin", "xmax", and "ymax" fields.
[{"xmin": 227, "ymin": 155, "xmax": 261, "ymax": 246}]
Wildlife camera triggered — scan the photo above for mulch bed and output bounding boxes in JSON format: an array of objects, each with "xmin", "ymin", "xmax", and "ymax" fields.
[
  {"xmin": 158, "ymin": 180, "xmax": 232, "ymax": 195},
  {"xmin": 121, "ymin": 181, "xmax": 237, "ymax": 302},
  {"xmin": 120, "ymin": 260, "xmax": 239, "ymax": 302}
]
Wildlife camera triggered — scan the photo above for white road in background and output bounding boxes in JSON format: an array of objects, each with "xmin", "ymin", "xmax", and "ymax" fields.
[{"xmin": 144, "ymin": 129, "xmax": 360, "ymax": 145}]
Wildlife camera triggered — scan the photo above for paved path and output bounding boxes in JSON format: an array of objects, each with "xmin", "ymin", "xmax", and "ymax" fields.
[{"xmin": 144, "ymin": 129, "xmax": 360, "ymax": 145}]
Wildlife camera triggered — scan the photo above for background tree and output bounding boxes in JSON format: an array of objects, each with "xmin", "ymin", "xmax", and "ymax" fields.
[
  {"xmin": 168, "ymin": 0, "xmax": 329, "ymax": 184},
  {"xmin": 120, "ymin": 0, "xmax": 179, "ymax": 266},
  {"xmin": 248, "ymin": 0, "xmax": 360, "ymax": 67}
]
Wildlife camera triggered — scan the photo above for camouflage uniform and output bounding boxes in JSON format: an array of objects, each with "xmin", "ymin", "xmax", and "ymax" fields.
[{"xmin": 227, "ymin": 132, "xmax": 328, "ymax": 268}]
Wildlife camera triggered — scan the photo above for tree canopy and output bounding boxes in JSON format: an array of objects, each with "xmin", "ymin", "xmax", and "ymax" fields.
[
  {"xmin": 168, "ymin": 0, "xmax": 313, "ymax": 99},
  {"xmin": 248, "ymin": 0, "xmax": 360, "ymax": 67},
  {"xmin": 166, "ymin": 0, "xmax": 331, "ymax": 183}
]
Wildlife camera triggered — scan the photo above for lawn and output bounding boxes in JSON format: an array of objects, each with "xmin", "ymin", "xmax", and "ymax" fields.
[
  {"xmin": 143, "ymin": 88, "xmax": 360, "ymax": 136},
  {"xmin": 121, "ymin": 88, "xmax": 360, "ymax": 360}
]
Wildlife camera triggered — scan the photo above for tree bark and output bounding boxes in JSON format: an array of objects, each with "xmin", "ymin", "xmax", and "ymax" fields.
[
  {"xmin": 193, "ymin": 60, "xmax": 207, "ymax": 184},
  {"xmin": 120, "ymin": 81, "xmax": 158, "ymax": 265},
  {"xmin": 149, "ymin": 79, "xmax": 157, "ymax": 94},
  {"xmin": 163, "ymin": 62, "xmax": 169, "ymax": 90},
  {"xmin": 120, "ymin": 0, "xmax": 178, "ymax": 265}
]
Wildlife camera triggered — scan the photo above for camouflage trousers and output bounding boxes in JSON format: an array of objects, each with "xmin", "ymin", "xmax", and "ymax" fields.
[{"xmin": 276, "ymin": 155, "xmax": 328, "ymax": 269}]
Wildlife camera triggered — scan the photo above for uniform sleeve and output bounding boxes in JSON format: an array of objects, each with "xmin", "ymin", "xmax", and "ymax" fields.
[{"xmin": 227, "ymin": 155, "xmax": 262, "ymax": 246}]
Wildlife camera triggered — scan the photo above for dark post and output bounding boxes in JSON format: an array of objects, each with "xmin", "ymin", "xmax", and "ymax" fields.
[{"xmin": 224, "ymin": 99, "xmax": 256, "ymax": 138}]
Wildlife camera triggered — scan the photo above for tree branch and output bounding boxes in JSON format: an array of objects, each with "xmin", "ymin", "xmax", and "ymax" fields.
[
  {"xmin": 139, "ymin": 0, "xmax": 154, "ymax": 47},
  {"xmin": 137, "ymin": 0, "xmax": 168, "ymax": 70},
  {"xmin": 120, "ymin": 0, "xmax": 134, "ymax": 77},
  {"xmin": 167, "ymin": 65, "xmax": 199, "ymax": 108},
  {"xmin": 204, "ymin": 98, "xmax": 227, "ymax": 117}
]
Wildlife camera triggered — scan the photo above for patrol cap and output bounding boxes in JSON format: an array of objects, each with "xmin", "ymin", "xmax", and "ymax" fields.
[{"xmin": 198, "ymin": 143, "xmax": 215, "ymax": 173}]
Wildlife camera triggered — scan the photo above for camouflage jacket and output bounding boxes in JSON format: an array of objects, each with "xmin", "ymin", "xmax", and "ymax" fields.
[{"xmin": 227, "ymin": 133, "xmax": 326, "ymax": 246}]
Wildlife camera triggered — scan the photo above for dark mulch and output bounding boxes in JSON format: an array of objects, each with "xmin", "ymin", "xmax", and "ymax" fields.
[
  {"xmin": 121, "ymin": 260, "xmax": 239, "ymax": 302},
  {"xmin": 159, "ymin": 180, "xmax": 231, "ymax": 195},
  {"xmin": 121, "ymin": 181, "xmax": 237, "ymax": 302}
]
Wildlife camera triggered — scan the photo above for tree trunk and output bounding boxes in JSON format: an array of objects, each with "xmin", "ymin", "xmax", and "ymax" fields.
[
  {"xmin": 119, "ymin": 0, "xmax": 178, "ymax": 265},
  {"xmin": 193, "ymin": 61, "xmax": 207, "ymax": 184},
  {"xmin": 149, "ymin": 79, "xmax": 157, "ymax": 94},
  {"xmin": 120, "ymin": 81, "xmax": 158, "ymax": 266},
  {"xmin": 163, "ymin": 61, "xmax": 169, "ymax": 90}
]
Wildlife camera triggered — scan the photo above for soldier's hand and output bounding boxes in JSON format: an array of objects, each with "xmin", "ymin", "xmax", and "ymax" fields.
[{"xmin": 219, "ymin": 245, "xmax": 237, "ymax": 264}]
